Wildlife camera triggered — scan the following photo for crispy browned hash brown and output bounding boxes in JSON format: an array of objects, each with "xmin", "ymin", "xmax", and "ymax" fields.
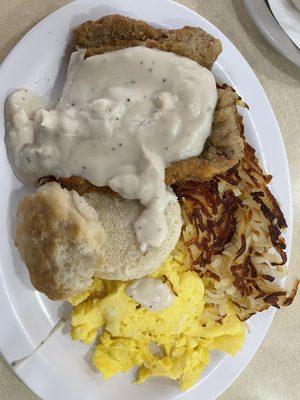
[{"xmin": 175, "ymin": 143, "xmax": 299, "ymax": 321}]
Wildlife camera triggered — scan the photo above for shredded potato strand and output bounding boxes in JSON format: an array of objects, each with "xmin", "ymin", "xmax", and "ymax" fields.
[{"xmin": 175, "ymin": 143, "xmax": 299, "ymax": 321}]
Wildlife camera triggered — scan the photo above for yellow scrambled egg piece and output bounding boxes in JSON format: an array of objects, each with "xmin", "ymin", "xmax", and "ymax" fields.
[{"xmin": 70, "ymin": 243, "xmax": 245, "ymax": 390}]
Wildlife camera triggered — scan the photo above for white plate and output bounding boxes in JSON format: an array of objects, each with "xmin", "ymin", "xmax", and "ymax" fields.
[
  {"xmin": 243, "ymin": 0, "xmax": 300, "ymax": 67},
  {"xmin": 0, "ymin": 0, "xmax": 292, "ymax": 399},
  {"xmin": 269, "ymin": 0, "xmax": 300, "ymax": 49}
]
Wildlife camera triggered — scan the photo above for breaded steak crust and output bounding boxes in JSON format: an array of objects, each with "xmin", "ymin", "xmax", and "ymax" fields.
[{"xmin": 74, "ymin": 14, "xmax": 222, "ymax": 70}]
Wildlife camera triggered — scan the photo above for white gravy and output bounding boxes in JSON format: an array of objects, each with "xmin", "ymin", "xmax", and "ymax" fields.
[
  {"xmin": 126, "ymin": 277, "xmax": 175, "ymax": 311},
  {"xmin": 5, "ymin": 46, "xmax": 217, "ymax": 251}
]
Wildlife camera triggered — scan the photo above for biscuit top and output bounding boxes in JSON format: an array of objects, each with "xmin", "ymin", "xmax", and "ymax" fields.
[{"xmin": 15, "ymin": 182, "xmax": 106, "ymax": 300}]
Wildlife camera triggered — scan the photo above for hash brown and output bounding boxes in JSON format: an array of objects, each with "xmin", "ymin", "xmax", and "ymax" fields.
[{"xmin": 176, "ymin": 142, "xmax": 299, "ymax": 321}]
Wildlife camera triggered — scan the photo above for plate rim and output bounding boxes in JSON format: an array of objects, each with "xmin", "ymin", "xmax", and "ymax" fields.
[
  {"xmin": 243, "ymin": 0, "xmax": 300, "ymax": 67},
  {"xmin": 0, "ymin": 0, "xmax": 292, "ymax": 399}
]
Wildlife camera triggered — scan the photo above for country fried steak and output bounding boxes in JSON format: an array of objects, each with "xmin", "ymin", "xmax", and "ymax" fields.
[{"xmin": 42, "ymin": 15, "xmax": 244, "ymax": 190}]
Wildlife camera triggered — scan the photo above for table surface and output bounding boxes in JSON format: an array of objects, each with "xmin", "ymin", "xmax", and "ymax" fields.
[{"xmin": 0, "ymin": 1, "xmax": 299, "ymax": 399}]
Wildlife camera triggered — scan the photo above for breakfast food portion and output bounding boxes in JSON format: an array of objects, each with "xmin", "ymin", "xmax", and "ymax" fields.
[
  {"xmin": 69, "ymin": 242, "xmax": 245, "ymax": 390},
  {"xmin": 82, "ymin": 191, "xmax": 182, "ymax": 280},
  {"xmin": 4, "ymin": 14, "xmax": 298, "ymax": 391},
  {"xmin": 74, "ymin": 14, "xmax": 244, "ymax": 184},
  {"xmin": 15, "ymin": 182, "xmax": 107, "ymax": 300}
]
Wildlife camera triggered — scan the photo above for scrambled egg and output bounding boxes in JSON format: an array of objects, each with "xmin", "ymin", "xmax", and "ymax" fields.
[{"xmin": 70, "ymin": 242, "xmax": 245, "ymax": 390}]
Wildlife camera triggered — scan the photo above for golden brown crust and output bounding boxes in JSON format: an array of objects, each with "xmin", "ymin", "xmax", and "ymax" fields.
[
  {"xmin": 74, "ymin": 14, "xmax": 222, "ymax": 70},
  {"xmin": 165, "ymin": 84, "xmax": 245, "ymax": 184},
  {"xmin": 39, "ymin": 176, "xmax": 117, "ymax": 197}
]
